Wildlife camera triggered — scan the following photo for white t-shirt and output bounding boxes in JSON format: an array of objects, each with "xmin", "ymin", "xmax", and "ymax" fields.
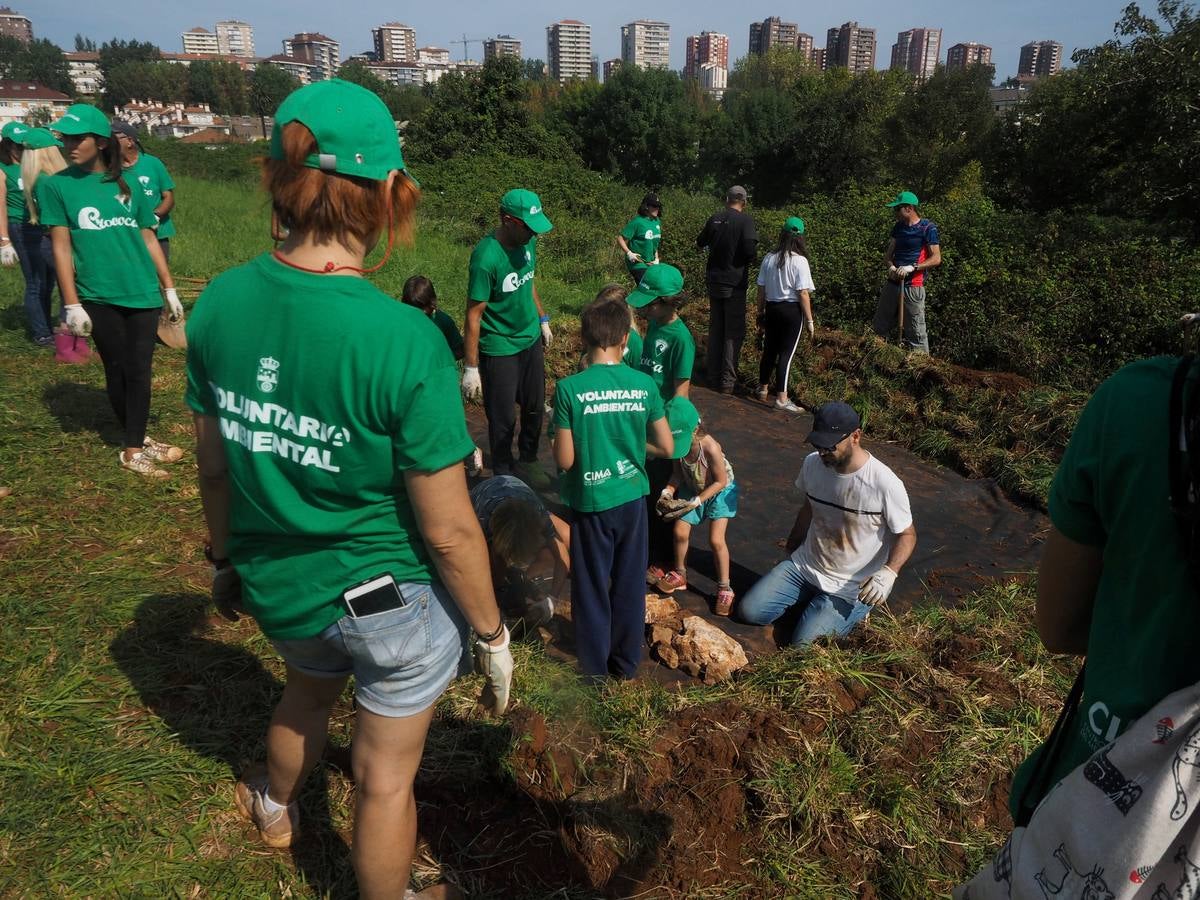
[
  {"xmin": 756, "ymin": 250, "xmax": 815, "ymax": 303},
  {"xmin": 790, "ymin": 451, "xmax": 913, "ymax": 600}
]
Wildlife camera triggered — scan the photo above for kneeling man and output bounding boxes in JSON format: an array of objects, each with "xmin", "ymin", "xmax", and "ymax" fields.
[{"xmin": 739, "ymin": 401, "xmax": 916, "ymax": 644}]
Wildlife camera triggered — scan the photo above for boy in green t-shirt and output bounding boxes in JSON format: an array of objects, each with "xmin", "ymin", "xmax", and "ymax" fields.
[{"xmin": 552, "ymin": 296, "xmax": 673, "ymax": 679}]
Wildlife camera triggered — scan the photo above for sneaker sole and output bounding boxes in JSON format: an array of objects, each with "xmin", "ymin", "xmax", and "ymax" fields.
[
  {"xmin": 234, "ymin": 781, "xmax": 296, "ymax": 849},
  {"xmin": 655, "ymin": 578, "xmax": 686, "ymax": 594}
]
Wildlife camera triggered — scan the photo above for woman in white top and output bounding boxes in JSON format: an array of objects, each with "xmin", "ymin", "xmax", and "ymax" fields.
[{"xmin": 755, "ymin": 217, "xmax": 815, "ymax": 412}]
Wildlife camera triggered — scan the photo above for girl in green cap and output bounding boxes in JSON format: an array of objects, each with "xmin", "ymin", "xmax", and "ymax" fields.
[
  {"xmin": 0, "ymin": 124, "xmax": 37, "ymax": 342},
  {"xmin": 755, "ymin": 217, "xmax": 815, "ymax": 413},
  {"xmin": 186, "ymin": 79, "xmax": 506, "ymax": 900},
  {"xmin": 616, "ymin": 193, "xmax": 662, "ymax": 285},
  {"xmin": 36, "ymin": 104, "xmax": 184, "ymax": 475},
  {"xmin": 17, "ymin": 129, "xmax": 73, "ymax": 358}
]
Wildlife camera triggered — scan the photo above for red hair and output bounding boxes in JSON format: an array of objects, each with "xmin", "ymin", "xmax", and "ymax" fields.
[{"xmin": 262, "ymin": 121, "xmax": 419, "ymax": 252}]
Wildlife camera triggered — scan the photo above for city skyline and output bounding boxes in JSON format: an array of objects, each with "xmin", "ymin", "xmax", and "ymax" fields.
[{"xmin": 27, "ymin": 0, "xmax": 1128, "ymax": 81}]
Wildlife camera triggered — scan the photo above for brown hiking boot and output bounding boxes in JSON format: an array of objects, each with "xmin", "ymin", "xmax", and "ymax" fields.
[{"xmin": 235, "ymin": 775, "xmax": 299, "ymax": 848}]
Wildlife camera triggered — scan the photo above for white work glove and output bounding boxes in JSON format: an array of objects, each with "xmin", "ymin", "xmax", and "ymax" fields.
[
  {"xmin": 858, "ymin": 565, "xmax": 898, "ymax": 606},
  {"xmin": 540, "ymin": 319, "xmax": 553, "ymax": 348},
  {"xmin": 461, "ymin": 366, "xmax": 482, "ymax": 402},
  {"xmin": 65, "ymin": 304, "xmax": 92, "ymax": 337},
  {"xmin": 804, "ymin": 319, "xmax": 815, "ymax": 338},
  {"xmin": 473, "ymin": 625, "xmax": 513, "ymax": 715},
  {"xmin": 0, "ymin": 242, "xmax": 15, "ymax": 266},
  {"xmin": 626, "ymin": 250, "xmax": 642, "ymax": 264},
  {"xmin": 163, "ymin": 287, "xmax": 184, "ymax": 324},
  {"xmin": 152, "ymin": 213, "xmax": 161, "ymax": 231},
  {"xmin": 896, "ymin": 265, "xmax": 916, "ymax": 278}
]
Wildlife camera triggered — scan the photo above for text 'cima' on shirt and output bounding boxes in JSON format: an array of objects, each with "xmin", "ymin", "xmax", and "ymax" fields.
[{"xmin": 790, "ymin": 451, "xmax": 913, "ymax": 601}]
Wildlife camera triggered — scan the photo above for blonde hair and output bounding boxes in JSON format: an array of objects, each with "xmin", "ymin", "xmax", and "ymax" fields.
[
  {"xmin": 21, "ymin": 146, "xmax": 67, "ymax": 225},
  {"xmin": 490, "ymin": 498, "xmax": 546, "ymax": 569}
]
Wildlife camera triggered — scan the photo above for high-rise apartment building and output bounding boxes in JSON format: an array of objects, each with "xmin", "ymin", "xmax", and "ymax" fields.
[
  {"xmin": 827, "ymin": 21, "xmax": 876, "ymax": 74},
  {"xmin": 603, "ymin": 58, "xmax": 622, "ymax": 81},
  {"xmin": 283, "ymin": 33, "xmax": 340, "ymax": 81},
  {"xmin": 547, "ymin": 20, "xmax": 592, "ymax": 83},
  {"xmin": 418, "ymin": 47, "xmax": 451, "ymax": 65},
  {"xmin": 796, "ymin": 33, "xmax": 814, "ymax": 58},
  {"xmin": 946, "ymin": 42, "xmax": 993, "ymax": 72},
  {"xmin": 1018, "ymin": 40, "xmax": 1064, "ymax": 77},
  {"xmin": 698, "ymin": 62, "xmax": 728, "ymax": 97},
  {"xmin": 749, "ymin": 17, "xmax": 798, "ymax": 56},
  {"xmin": 684, "ymin": 32, "xmax": 729, "ymax": 81},
  {"xmin": 890, "ymin": 27, "xmax": 942, "ymax": 81},
  {"xmin": 215, "ymin": 20, "xmax": 255, "ymax": 58},
  {"xmin": 181, "ymin": 27, "xmax": 219, "ymax": 55},
  {"xmin": 621, "ymin": 20, "xmax": 670, "ymax": 70},
  {"xmin": 0, "ymin": 7, "xmax": 32, "ymax": 43},
  {"xmin": 372, "ymin": 23, "xmax": 417, "ymax": 63},
  {"xmin": 810, "ymin": 47, "xmax": 827, "ymax": 70},
  {"xmin": 484, "ymin": 35, "xmax": 522, "ymax": 61}
]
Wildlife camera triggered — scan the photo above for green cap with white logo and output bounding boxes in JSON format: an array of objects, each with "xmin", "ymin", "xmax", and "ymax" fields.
[
  {"xmin": 784, "ymin": 216, "xmax": 805, "ymax": 235},
  {"xmin": 626, "ymin": 263, "xmax": 684, "ymax": 309},
  {"xmin": 16, "ymin": 127, "xmax": 63, "ymax": 149},
  {"xmin": 49, "ymin": 103, "xmax": 111, "ymax": 137},
  {"xmin": 665, "ymin": 396, "xmax": 700, "ymax": 459},
  {"xmin": 1, "ymin": 122, "xmax": 29, "ymax": 142},
  {"xmin": 885, "ymin": 190, "xmax": 919, "ymax": 208},
  {"xmin": 271, "ymin": 79, "xmax": 408, "ymax": 182},
  {"xmin": 500, "ymin": 188, "xmax": 553, "ymax": 234}
]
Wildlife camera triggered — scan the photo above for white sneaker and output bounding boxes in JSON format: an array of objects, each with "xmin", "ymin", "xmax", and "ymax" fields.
[
  {"xmin": 142, "ymin": 436, "xmax": 184, "ymax": 463},
  {"xmin": 119, "ymin": 449, "xmax": 169, "ymax": 479},
  {"xmin": 774, "ymin": 398, "xmax": 805, "ymax": 413}
]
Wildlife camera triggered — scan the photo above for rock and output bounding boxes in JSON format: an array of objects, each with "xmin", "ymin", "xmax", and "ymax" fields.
[
  {"xmin": 646, "ymin": 613, "xmax": 749, "ymax": 684},
  {"xmin": 644, "ymin": 594, "xmax": 682, "ymax": 625}
]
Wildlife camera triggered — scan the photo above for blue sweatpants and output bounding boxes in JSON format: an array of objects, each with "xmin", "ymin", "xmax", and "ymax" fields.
[{"xmin": 569, "ymin": 498, "xmax": 648, "ymax": 679}]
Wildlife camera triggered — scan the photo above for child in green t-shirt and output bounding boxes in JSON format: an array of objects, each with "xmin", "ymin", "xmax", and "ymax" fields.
[{"xmin": 552, "ymin": 295, "xmax": 673, "ymax": 679}]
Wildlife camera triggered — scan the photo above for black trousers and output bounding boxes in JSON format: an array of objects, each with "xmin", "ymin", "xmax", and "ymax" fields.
[
  {"xmin": 570, "ymin": 498, "xmax": 648, "ymax": 679},
  {"xmin": 706, "ymin": 283, "xmax": 748, "ymax": 390},
  {"xmin": 83, "ymin": 302, "xmax": 159, "ymax": 449},
  {"xmin": 480, "ymin": 339, "xmax": 545, "ymax": 474},
  {"xmin": 758, "ymin": 301, "xmax": 805, "ymax": 395}
]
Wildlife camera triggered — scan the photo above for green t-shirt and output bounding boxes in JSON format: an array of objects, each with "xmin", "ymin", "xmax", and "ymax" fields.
[
  {"xmin": 432, "ymin": 308, "xmax": 464, "ymax": 357},
  {"xmin": 35, "ymin": 168, "xmax": 160, "ymax": 308},
  {"xmin": 1009, "ymin": 356, "xmax": 1200, "ymax": 819},
  {"xmin": 639, "ymin": 317, "xmax": 695, "ymax": 401},
  {"xmin": 553, "ymin": 363, "xmax": 665, "ymax": 513},
  {"xmin": 620, "ymin": 215, "xmax": 661, "ymax": 272},
  {"xmin": 623, "ymin": 327, "xmax": 643, "ymax": 368},
  {"xmin": 467, "ymin": 232, "xmax": 540, "ymax": 356},
  {"xmin": 1, "ymin": 160, "xmax": 25, "ymax": 225},
  {"xmin": 124, "ymin": 152, "xmax": 176, "ymax": 239},
  {"xmin": 185, "ymin": 253, "xmax": 475, "ymax": 640}
]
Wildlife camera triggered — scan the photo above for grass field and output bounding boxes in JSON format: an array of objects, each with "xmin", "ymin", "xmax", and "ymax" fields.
[{"xmin": 0, "ymin": 173, "xmax": 1073, "ymax": 897}]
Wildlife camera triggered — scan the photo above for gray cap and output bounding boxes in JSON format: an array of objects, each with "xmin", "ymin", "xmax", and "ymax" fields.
[
  {"xmin": 727, "ymin": 185, "xmax": 748, "ymax": 201},
  {"xmin": 110, "ymin": 119, "xmax": 140, "ymax": 143}
]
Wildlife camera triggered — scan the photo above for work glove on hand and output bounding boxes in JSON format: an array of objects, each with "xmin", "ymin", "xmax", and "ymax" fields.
[
  {"xmin": 461, "ymin": 366, "xmax": 482, "ymax": 402},
  {"xmin": 540, "ymin": 318, "xmax": 553, "ymax": 348},
  {"xmin": 0, "ymin": 243, "xmax": 15, "ymax": 266},
  {"xmin": 65, "ymin": 304, "xmax": 93, "ymax": 337},
  {"xmin": 896, "ymin": 265, "xmax": 916, "ymax": 278},
  {"xmin": 163, "ymin": 288, "xmax": 184, "ymax": 324},
  {"xmin": 887, "ymin": 265, "xmax": 900, "ymax": 283},
  {"xmin": 626, "ymin": 251, "xmax": 642, "ymax": 264},
  {"xmin": 212, "ymin": 561, "xmax": 244, "ymax": 621},
  {"xmin": 660, "ymin": 496, "xmax": 701, "ymax": 521},
  {"xmin": 858, "ymin": 565, "xmax": 898, "ymax": 606},
  {"xmin": 804, "ymin": 318, "xmax": 815, "ymax": 339},
  {"xmin": 152, "ymin": 214, "xmax": 161, "ymax": 231},
  {"xmin": 474, "ymin": 625, "xmax": 514, "ymax": 716}
]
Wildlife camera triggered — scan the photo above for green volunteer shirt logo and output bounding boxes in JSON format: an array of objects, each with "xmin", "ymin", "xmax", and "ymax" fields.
[
  {"xmin": 256, "ymin": 356, "xmax": 280, "ymax": 393},
  {"xmin": 76, "ymin": 204, "xmax": 139, "ymax": 231}
]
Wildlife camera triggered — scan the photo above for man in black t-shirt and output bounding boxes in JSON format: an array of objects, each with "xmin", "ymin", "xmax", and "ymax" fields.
[{"xmin": 696, "ymin": 185, "xmax": 759, "ymax": 393}]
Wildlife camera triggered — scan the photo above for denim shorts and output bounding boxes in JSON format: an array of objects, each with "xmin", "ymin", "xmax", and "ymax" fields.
[
  {"xmin": 678, "ymin": 480, "xmax": 740, "ymax": 525},
  {"xmin": 270, "ymin": 581, "xmax": 469, "ymax": 718}
]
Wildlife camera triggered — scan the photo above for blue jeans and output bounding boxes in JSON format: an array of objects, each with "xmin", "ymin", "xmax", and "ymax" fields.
[
  {"xmin": 738, "ymin": 559, "xmax": 871, "ymax": 646},
  {"xmin": 17, "ymin": 223, "xmax": 54, "ymax": 341}
]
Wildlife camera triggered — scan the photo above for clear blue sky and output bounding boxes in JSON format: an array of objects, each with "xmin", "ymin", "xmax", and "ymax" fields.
[{"xmin": 29, "ymin": 0, "xmax": 1131, "ymax": 80}]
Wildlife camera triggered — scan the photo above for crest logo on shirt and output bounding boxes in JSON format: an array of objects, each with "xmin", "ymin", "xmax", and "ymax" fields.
[
  {"xmin": 256, "ymin": 356, "xmax": 280, "ymax": 393},
  {"xmin": 524, "ymin": 249, "xmax": 531, "ymax": 263},
  {"xmin": 138, "ymin": 175, "xmax": 153, "ymax": 196},
  {"xmin": 654, "ymin": 339, "xmax": 668, "ymax": 355},
  {"xmin": 615, "ymin": 458, "xmax": 637, "ymax": 479}
]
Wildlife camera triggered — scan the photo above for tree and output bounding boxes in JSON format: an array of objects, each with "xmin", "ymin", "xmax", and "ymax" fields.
[
  {"xmin": 522, "ymin": 58, "xmax": 548, "ymax": 81},
  {"xmin": 102, "ymin": 61, "xmax": 187, "ymax": 109},
  {"xmin": 0, "ymin": 37, "xmax": 72, "ymax": 95},
  {"xmin": 250, "ymin": 63, "xmax": 299, "ymax": 138},
  {"xmin": 74, "ymin": 34, "xmax": 97, "ymax": 52},
  {"xmin": 187, "ymin": 60, "xmax": 248, "ymax": 114}
]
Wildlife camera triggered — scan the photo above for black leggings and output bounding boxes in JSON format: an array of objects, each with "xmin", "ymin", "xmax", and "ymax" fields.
[
  {"xmin": 83, "ymin": 302, "xmax": 159, "ymax": 449},
  {"xmin": 757, "ymin": 301, "xmax": 805, "ymax": 395}
]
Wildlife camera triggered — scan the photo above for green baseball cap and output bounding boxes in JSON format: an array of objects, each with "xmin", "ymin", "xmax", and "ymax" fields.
[
  {"xmin": 16, "ymin": 127, "xmax": 63, "ymax": 149},
  {"xmin": 271, "ymin": 79, "xmax": 407, "ymax": 182},
  {"xmin": 49, "ymin": 103, "xmax": 111, "ymax": 137},
  {"xmin": 665, "ymin": 397, "xmax": 700, "ymax": 459},
  {"xmin": 500, "ymin": 188, "xmax": 552, "ymax": 234},
  {"xmin": 1, "ymin": 122, "xmax": 29, "ymax": 142},
  {"xmin": 886, "ymin": 190, "xmax": 919, "ymax": 208},
  {"xmin": 784, "ymin": 216, "xmax": 805, "ymax": 235},
  {"xmin": 627, "ymin": 263, "xmax": 684, "ymax": 309}
]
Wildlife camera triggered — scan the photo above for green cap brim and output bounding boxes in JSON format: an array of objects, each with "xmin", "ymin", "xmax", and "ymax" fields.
[
  {"xmin": 626, "ymin": 285, "xmax": 659, "ymax": 308},
  {"xmin": 19, "ymin": 130, "xmax": 63, "ymax": 149},
  {"xmin": 524, "ymin": 211, "xmax": 552, "ymax": 234}
]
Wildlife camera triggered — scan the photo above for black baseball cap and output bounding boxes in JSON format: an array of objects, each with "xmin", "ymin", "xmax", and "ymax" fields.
[
  {"xmin": 110, "ymin": 119, "xmax": 140, "ymax": 144},
  {"xmin": 807, "ymin": 401, "xmax": 862, "ymax": 449},
  {"xmin": 642, "ymin": 192, "xmax": 661, "ymax": 210}
]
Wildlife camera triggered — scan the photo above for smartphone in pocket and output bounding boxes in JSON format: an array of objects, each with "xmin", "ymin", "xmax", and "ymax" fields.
[{"xmin": 342, "ymin": 573, "xmax": 407, "ymax": 618}]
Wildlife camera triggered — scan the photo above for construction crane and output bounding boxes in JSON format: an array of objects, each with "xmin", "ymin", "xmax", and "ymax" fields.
[{"xmin": 452, "ymin": 34, "xmax": 487, "ymax": 62}]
